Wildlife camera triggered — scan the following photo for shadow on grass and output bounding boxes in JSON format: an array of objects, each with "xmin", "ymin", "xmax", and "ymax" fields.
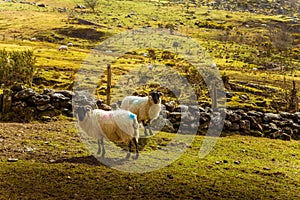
[{"xmin": 51, "ymin": 155, "xmax": 134, "ymax": 167}]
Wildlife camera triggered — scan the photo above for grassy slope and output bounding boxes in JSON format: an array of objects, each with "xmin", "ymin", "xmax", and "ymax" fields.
[
  {"xmin": 1, "ymin": 1, "xmax": 300, "ymax": 199},
  {"xmin": 1, "ymin": 121, "xmax": 300, "ymax": 199}
]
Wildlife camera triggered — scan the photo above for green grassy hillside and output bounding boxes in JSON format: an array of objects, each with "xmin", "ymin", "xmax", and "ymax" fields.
[
  {"xmin": 0, "ymin": 0, "xmax": 299, "ymax": 110},
  {"xmin": 1, "ymin": 121, "xmax": 300, "ymax": 199}
]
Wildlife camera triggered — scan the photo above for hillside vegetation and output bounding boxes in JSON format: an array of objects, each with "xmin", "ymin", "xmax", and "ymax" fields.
[
  {"xmin": 0, "ymin": 0, "xmax": 300, "ymax": 199},
  {"xmin": 0, "ymin": 0, "xmax": 299, "ymax": 111}
]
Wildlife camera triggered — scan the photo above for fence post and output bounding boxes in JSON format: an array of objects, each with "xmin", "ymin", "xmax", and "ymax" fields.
[
  {"xmin": 2, "ymin": 89, "xmax": 12, "ymax": 113},
  {"xmin": 212, "ymin": 82, "xmax": 217, "ymax": 111},
  {"xmin": 107, "ymin": 64, "xmax": 112, "ymax": 106}
]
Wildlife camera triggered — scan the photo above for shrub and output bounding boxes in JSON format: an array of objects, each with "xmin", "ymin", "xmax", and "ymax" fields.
[{"xmin": 0, "ymin": 49, "xmax": 36, "ymax": 87}]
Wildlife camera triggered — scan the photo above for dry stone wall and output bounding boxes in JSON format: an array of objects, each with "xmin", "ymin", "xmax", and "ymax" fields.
[{"xmin": 1, "ymin": 86, "xmax": 299, "ymax": 140}]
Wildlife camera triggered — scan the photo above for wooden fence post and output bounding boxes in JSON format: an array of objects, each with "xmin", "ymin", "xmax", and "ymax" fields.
[
  {"xmin": 2, "ymin": 89, "xmax": 12, "ymax": 113},
  {"xmin": 107, "ymin": 64, "xmax": 112, "ymax": 106},
  {"xmin": 212, "ymin": 82, "xmax": 217, "ymax": 111}
]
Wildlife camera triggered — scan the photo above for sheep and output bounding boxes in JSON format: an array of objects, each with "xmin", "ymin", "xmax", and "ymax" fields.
[
  {"xmin": 58, "ymin": 45, "xmax": 68, "ymax": 51},
  {"xmin": 120, "ymin": 91, "xmax": 163, "ymax": 136},
  {"xmin": 67, "ymin": 42, "xmax": 73, "ymax": 47},
  {"xmin": 76, "ymin": 105, "xmax": 139, "ymax": 160}
]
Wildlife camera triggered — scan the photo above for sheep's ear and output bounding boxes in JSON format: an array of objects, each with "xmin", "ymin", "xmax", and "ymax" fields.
[{"xmin": 85, "ymin": 105, "xmax": 92, "ymax": 112}]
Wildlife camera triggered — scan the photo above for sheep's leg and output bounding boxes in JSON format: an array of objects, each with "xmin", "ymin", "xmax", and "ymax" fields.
[
  {"xmin": 133, "ymin": 138, "xmax": 139, "ymax": 160},
  {"xmin": 97, "ymin": 139, "xmax": 101, "ymax": 154},
  {"xmin": 97, "ymin": 137, "xmax": 105, "ymax": 158},
  {"xmin": 148, "ymin": 124, "xmax": 153, "ymax": 136},
  {"xmin": 101, "ymin": 138, "xmax": 105, "ymax": 158},
  {"xmin": 126, "ymin": 140, "xmax": 132, "ymax": 160},
  {"xmin": 142, "ymin": 120, "xmax": 149, "ymax": 136},
  {"xmin": 143, "ymin": 121, "xmax": 153, "ymax": 136}
]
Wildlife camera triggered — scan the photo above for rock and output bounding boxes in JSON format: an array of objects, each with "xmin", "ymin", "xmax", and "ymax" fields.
[
  {"xmin": 281, "ymin": 133, "xmax": 292, "ymax": 141},
  {"xmin": 229, "ymin": 122, "xmax": 240, "ymax": 131},
  {"xmin": 14, "ymin": 88, "xmax": 35, "ymax": 100},
  {"xmin": 226, "ymin": 111, "xmax": 242, "ymax": 122},
  {"xmin": 239, "ymin": 120, "xmax": 251, "ymax": 131},
  {"xmin": 239, "ymin": 94, "xmax": 249, "ymax": 101},
  {"xmin": 32, "ymin": 94, "xmax": 51, "ymax": 106},
  {"xmin": 167, "ymin": 174, "xmax": 174, "ymax": 179},
  {"xmin": 263, "ymin": 113, "xmax": 281, "ymax": 122},
  {"xmin": 11, "ymin": 101, "xmax": 27, "ymax": 112},
  {"xmin": 224, "ymin": 120, "xmax": 232, "ymax": 129},
  {"xmin": 174, "ymin": 105, "xmax": 188, "ymax": 112},
  {"xmin": 37, "ymin": 104, "xmax": 54, "ymax": 111},
  {"xmin": 51, "ymin": 93, "xmax": 70, "ymax": 101},
  {"xmin": 7, "ymin": 158, "xmax": 18, "ymax": 162},
  {"xmin": 234, "ymin": 160, "xmax": 241, "ymax": 164},
  {"xmin": 98, "ymin": 103, "xmax": 112, "ymax": 111},
  {"xmin": 11, "ymin": 85, "xmax": 26, "ymax": 92},
  {"xmin": 56, "ymin": 90, "xmax": 74, "ymax": 98},
  {"xmin": 225, "ymin": 91, "xmax": 233, "ymax": 98},
  {"xmin": 270, "ymin": 130, "xmax": 282, "ymax": 139},
  {"xmin": 165, "ymin": 101, "xmax": 176, "ymax": 112},
  {"xmin": 41, "ymin": 116, "xmax": 52, "ymax": 122},
  {"xmin": 248, "ymin": 116, "xmax": 263, "ymax": 132}
]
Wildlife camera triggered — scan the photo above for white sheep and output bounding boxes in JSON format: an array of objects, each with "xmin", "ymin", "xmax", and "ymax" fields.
[
  {"xmin": 59, "ymin": 45, "xmax": 68, "ymax": 51},
  {"xmin": 120, "ymin": 91, "xmax": 163, "ymax": 136},
  {"xmin": 67, "ymin": 42, "xmax": 73, "ymax": 46},
  {"xmin": 76, "ymin": 105, "xmax": 139, "ymax": 160}
]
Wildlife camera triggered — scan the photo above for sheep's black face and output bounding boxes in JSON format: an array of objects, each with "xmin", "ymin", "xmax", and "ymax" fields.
[
  {"xmin": 77, "ymin": 106, "xmax": 87, "ymax": 121},
  {"xmin": 150, "ymin": 91, "xmax": 162, "ymax": 104}
]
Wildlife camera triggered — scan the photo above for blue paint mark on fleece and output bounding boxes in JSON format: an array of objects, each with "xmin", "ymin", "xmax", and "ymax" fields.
[{"xmin": 129, "ymin": 113, "xmax": 136, "ymax": 120}]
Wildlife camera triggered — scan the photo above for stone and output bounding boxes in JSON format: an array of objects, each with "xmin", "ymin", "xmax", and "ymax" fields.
[
  {"xmin": 37, "ymin": 104, "xmax": 54, "ymax": 111},
  {"xmin": 7, "ymin": 158, "xmax": 18, "ymax": 162},
  {"xmin": 56, "ymin": 90, "xmax": 74, "ymax": 98},
  {"xmin": 281, "ymin": 133, "xmax": 292, "ymax": 141},
  {"xmin": 239, "ymin": 94, "xmax": 249, "ymax": 101},
  {"xmin": 199, "ymin": 112, "xmax": 210, "ymax": 122},
  {"xmin": 14, "ymin": 88, "xmax": 35, "ymax": 100},
  {"xmin": 32, "ymin": 94, "xmax": 51, "ymax": 106},
  {"xmin": 11, "ymin": 85, "xmax": 26, "ymax": 92},
  {"xmin": 165, "ymin": 101, "xmax": 176, "ymax": 112},
  {"xmin": 229, "ymin": 122, "xmax": 240, "ymax": 131},
  {"xmin": 98, "ymin": 103, "xmax": 112, "ymax": 111},
  {"xmin": 167, "ymin": 174, "xmax": 174, "ymax": 179},
  {"xmin": 174, "ymin": 105, "xmax": 188, "ymax": 112},
  {"xmin": 11, "ymin": 101, "xmax": 27, "ymax": 112},
  {"xmin": 226, "ymin": 111, "xmax": 242, "ymax": 122},
  {"xmin": 51, "ymin": 93, "xmax": 70, "ymax": 101},
  {"xmin": 239, "ymin": 120, "xmax": 251, "ymax": 131},
  {"xmin": 263, "ymin": 113, "xmax": 281, "ymax": 122},
  {"xmin": 234, "ymin": 160, "xmax": 241, "ymax": 164}
]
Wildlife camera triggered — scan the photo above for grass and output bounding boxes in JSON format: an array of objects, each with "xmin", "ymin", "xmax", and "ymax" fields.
[
  {"xmin": 0, "ymin": 1, "xmax": 300, "ymax": 198},
  {"xmin": 1, "ymin": 120, "xmax": 300, "ymax": 199}
]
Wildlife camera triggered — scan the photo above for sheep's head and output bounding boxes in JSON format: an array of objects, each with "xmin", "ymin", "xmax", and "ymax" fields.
[
  {"xmin": 76, "ymin": 105, "xmax": 92, "ymax": 121},
  {"xmin": 149, "ymin": 91, "xmax": 163, "ymax": 104}
]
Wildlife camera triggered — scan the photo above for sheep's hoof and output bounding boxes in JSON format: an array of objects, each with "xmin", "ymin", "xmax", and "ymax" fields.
[
  {"xmin": 133, "ymin": 153, "xmax": 139, "ymax": 160},
  {"xmin": 125, "ymin": 153, "xmax": 131, "ymax": 160}
]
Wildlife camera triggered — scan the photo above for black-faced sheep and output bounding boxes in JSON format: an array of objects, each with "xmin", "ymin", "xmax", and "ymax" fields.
[
  {"xmin": 120, "ymin": 91, "xmax": 163, "ymax": 136},
  {"xmin": 76, "ymin": 105, "xmax": 139, "ymax": 160}
]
